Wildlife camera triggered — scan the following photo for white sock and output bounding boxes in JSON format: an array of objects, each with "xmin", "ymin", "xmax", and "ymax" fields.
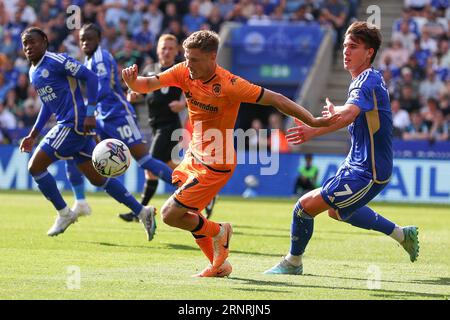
[
  {"xmin": 286, "ymin": 253, "xmax": 302, "ymax": 266},
  {"xmin": 58, "ymin": 206, "xmax": 69, "ymax": 216},
  {"xmin": 75, "ymin": 199, "xmax": 87, "ymax": 205},
  {"xmin": 213, "ymin": 224, "xmax": 225, "ymax": 239},
  {"xmin": 390, "ymin": 225, "xmax": 405, "ymax": 243}
]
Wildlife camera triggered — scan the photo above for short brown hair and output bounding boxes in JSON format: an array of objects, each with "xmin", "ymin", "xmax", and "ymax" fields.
[
  {"xmin": 345, "ymin": 21, "xmax": 382, "ymax": 63},
  {"xmin": 182, "ymin": 30, "xmax": 219, "ymax": 53}
]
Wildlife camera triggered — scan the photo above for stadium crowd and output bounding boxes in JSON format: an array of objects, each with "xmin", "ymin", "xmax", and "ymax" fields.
[
  {"xmin": 378, "ymin": 0, "xmax": 450, "ymax": 141},
  {"xmin": 0, "ymin": 0, "xmax": 448, "ymax": 146}
]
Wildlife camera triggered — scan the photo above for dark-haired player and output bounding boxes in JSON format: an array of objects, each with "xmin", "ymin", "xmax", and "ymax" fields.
[{"xmin": 19, "ymin": 27, "xmax": 156, "ymax": 239}]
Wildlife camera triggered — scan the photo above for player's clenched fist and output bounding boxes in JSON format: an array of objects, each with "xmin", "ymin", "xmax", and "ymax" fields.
[{"xmin": 122, "ymin": 64, "xmax": 138, "ymax": 87}]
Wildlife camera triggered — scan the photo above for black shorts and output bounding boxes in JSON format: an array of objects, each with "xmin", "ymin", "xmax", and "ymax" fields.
[{"xmin": 150, "ymin": 121, "xmax": 181, "ymax": 163}]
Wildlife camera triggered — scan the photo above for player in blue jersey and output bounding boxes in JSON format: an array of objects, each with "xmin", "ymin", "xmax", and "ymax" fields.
[
  {"xmin": 64, "ymin": 23, "xmax": 173, "ymax": 219},
  {"xmin": 265, "ymin": 22, "xmax": 420, "ymax": 275},
  {"xmin": 19, "ymin": 27, "xmax": 156, "ymax": 239}
]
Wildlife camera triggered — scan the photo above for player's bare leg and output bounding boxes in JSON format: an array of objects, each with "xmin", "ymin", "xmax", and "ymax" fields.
[{"xmin": 161, "ymin": 196, "xmax": 232, "ymax": 275}]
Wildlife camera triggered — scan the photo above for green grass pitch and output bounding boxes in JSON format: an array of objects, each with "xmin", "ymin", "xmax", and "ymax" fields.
[{"xmin": 0, "ymin": 191, "xmax": 448, "ymax": 300}]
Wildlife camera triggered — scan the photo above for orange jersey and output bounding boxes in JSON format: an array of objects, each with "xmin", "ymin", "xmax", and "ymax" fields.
[{"xmin": 158, "ymin": 62, "xmax": 263, "ymax": 170}]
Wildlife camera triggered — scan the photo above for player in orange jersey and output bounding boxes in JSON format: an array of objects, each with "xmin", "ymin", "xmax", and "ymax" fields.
[{"xmin": 122, "ymin": 30, "xmax": 338, "ymax": 277}]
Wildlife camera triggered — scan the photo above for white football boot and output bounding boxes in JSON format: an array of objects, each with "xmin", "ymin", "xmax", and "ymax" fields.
[
  {"xmin": 71, "ymin": 200, "xmax": 92, "ymax": 217},
  {"xmin": 47, "ymin": 208, "xmax": 79, "ymax": 236},
  {"xmin": 138, "ymin": 205, "xmax": 157, "ymax": 241}
]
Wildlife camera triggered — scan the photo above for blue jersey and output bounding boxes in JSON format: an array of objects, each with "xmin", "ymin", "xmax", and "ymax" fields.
[
  {"xmin": 345, "ymin": 67, "xmax": 393, "ymax": 183},
  {"xmin": 85, "ymin": 46, "xmax": 135, "ymax": 120},
  {"xmin": 29, "ymin": 51, "xmax": 97, "ymax": 135}
]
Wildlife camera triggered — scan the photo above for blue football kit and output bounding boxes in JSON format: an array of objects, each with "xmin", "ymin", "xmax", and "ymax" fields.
[{"xmin": 320, "ymin": 67, "xmax": 393, "ymax": 219}]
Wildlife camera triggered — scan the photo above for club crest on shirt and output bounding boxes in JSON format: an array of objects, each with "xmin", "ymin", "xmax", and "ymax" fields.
[
  {"xmin": 212, "ymin": 83, "xmax": 221, "ymax": 96},
  {"xmin": 230, "ymin": 77, "xmax": 238, "ymax": 85},
  {"xmin": 41, "ymin": 68, "xmax": 49, "ymax": 78},
  {"xmin": 349, "ymin": 89, "xmax": 360, "ymax": 100}
]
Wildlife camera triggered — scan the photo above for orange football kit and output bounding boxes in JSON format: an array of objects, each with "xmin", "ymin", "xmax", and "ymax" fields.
[{"xmin": 158, "ymin": 62, "xmax": 264, "ymax": 212}]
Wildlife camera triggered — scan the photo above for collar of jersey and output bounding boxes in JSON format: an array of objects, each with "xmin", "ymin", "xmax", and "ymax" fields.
[
  {"xmin": 352, "ymin": 66, "xmax": 373, "ymax": 82},
  {"xmin": 30, "ymin": 50, "xmax": 48, "ymax": 74}
]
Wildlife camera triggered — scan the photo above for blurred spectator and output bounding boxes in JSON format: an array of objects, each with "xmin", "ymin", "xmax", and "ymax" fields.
[
  {"xmin": 248, "ymin": 4, "xmax": 272, "ymax": 26},
  {"xmin": 392, "ymin": 98, "xmax": 411, "ymax": 137},
  {"xmin": 161, "ymin": 19, "xmax": 188, "ymax": 52},
  {"xmin": 133, "ymin": 19, "xmax": 155, "ymax": 55},
  {"xmin": 391, "ymin": 21, "xmax": 417, "ymax": 55},
  {"xmin": 320, "ymin": 0, "xmax": 348, "ymax": 56},
  {"xmin": 429, "ymin": 110, "xmax": 449, "ymax": 141},
  {"xmin": 0, "ymin": 101, "xmax": 17, "ymax": 130},
  {"xmin": 290, "ymin": 4, "xmax": 314, "ymax": 24},
  {"xmin": 162, "ymin": 2, "xmax": 182, "ymax": 31},
  {"xmin": 13, "ymin": 51, "xmax": 28, "ymax": 74},
  {"xmin": 247, "ymin": 118, "xmax": 268, "ymax": 151},
  {"xmin": 199, "ymin": 0, "xmax": 214, "ymax": 18},
  {"xmin": 82, "ymin": 2, "xmax": 99, "ymax": 25},
  {"xmin": 226, "ymin": 3, "xmax": 248, "ymax": 23},
  {"xmin": 115, "ymin": 39, "xmax": 143, "ymax": 69},
  {"xmin": 405, "ymin": 0, "xmax": 431, "ymax": 12},
  {"xmin": 14, "ymin": 73, "xmax": 28, "ymax": 106},
  {"xmin": 18, "ymin": 100, "xmax": 40, "ymax": 128},
  {"xmin": 0, "ymin": 31, "xmax": 18, "ymax": 58},
  {"xmin": 17, "ymin": 0, "xmax": 37, "ymax": 25},
  {"xmin": 413, "ymin": 38, "xmax": 431, "ymax": 69},
  {"xmin": 268, "ymin": 113, "xmax": 290, "ymax": 153},
  {"xmin": 394, "ymin": 67, "xmax": 420, "ymax": 98},
  {"xmin": 103, "ymin": 0, "xmax": 127, "ymax": 29},
  {"xmin": 0, "ymin": 73, "xmax": 15, "ymax": 104},
  {"xmin": 240, "ymin": 0, "xmax": 257, "ymax": 19},
  {"xmin": 423, "ymin": 8, "xmax": 446, "ymax": 39},
  {"xmin": 419, "ymin": 68, "xmax": 445, "ymax": 102},
  {"xmin": 393, "ymin": 7, "xmax": 420, "ymax": 37},
  {"xmin": 379, "ymin": 37, "xmax": 410, "ymax": 68},
  {"xmin": 439, "ymin": 94, "xmax": 450, "ymax": 119},
  {"xmin": 405, "ymin": 54, "xmax": 426, "ymax": 80},
  {"xmin": 183, "ymin": 0, "xmax": 207, "ymax": 34},
  {"xmin": 294, "ymin": 154, "xmax": 319, "ymax": 196},
  {"xmin": 438, "ymin": 38, "xmax": 450, "ymax": 69},
  {"xmin": 146, "ymin": 1, "xmax": 164, "ymax": 37},
  {"xmin": 62, "ymin": 30, "xmax": 82, "ymax": 60},
  {"xmin": 399, "ymin": 85, "xmax": 422, "ymax": 112},
  {"xmin": 403, "ymin": 111, "xmax": 430, "ymax": 140},
  {"xmin": 217, "ymin": 0, "xmax": 235, "ymax": 19},
  {"xmin": 420, "ymin": 26, "xmax": 438, "ymax": 54},
  {"xmin": 206, "ymin": 5, "xmax": 224, "ymax": 33}
]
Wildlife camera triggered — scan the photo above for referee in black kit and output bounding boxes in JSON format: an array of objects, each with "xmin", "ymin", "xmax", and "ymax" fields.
[{"xmin": 119, "ymin": 34, "xmax": 217, "ymax": 222}]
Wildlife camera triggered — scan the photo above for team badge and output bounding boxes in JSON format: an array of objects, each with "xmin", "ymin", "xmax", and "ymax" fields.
[
  {"xmin": 230, "ymin": 77, "xmax": 238, "ymax": 85},
  {"xmin": 212, "ymin": 83, "xmax": 221, "ymax": 96},
  {"xmin": 41, "ymin": 69, "xmax": 49, "ymax": 78}
]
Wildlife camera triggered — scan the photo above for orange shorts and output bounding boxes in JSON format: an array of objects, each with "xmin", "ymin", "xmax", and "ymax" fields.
[{"xmin": 172, "ymin": 153, "xmax": 235, "ymax": 212}]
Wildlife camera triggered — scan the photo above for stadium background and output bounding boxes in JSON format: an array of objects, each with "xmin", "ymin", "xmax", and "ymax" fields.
[{"xmin": 0, "ymin": 0, "xmax": 449, "ymax": 205}]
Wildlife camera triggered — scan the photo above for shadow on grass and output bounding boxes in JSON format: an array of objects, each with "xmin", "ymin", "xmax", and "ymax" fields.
[
  {"xmin": 229, "ymin": 276, "xmax": 447, "ymax": 299},
  {"xmin": 307, "ymin": 274, "xmax": 450, "ymax": 287}
]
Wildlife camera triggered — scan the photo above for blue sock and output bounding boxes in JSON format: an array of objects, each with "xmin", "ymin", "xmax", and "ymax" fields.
[
  {"xmin": 102, "ymin": 178, "xmax": 143, "ymax": 216},
  {"xmin": 33, "ymin": 171, "xmax": 67, "ymax": 210},
  {"xmin": 137, "ymin": 154, "xmax": 172, "ymax": 184},
  {"xmin": 290, "ymin": 200, "xmax": 314, "ymax": 256},
  {"xmin": 65, "ymin": 160, "xmax": 85, "ymax": 200},
  {"xmin": 344, "ymin": 206, "xmax": 395, "ymax": 235}
]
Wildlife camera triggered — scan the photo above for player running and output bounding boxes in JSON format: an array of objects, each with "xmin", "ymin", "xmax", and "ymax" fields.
[
  {"xmin": 19, "ymin": 27, "xmax": 156, "ymax": 238},
  {"xmin": 118, "ymin": 34, "xmax": 218, "ymax": 223},
  {"xmin": 264, "ymin": 22, "xmax": 420, "ymax": 276},
  {"xmin": 64, "ymin": 24, "xmax": 173, "ymax": 229},
  {"xmin": 122, "ymin": 30, "xmax": 338, "ymax": 277}
]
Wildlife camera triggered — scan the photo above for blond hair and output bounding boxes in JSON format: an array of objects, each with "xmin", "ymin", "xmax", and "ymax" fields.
[{"xmin": 182, "ymin": 30, "xmax": 219, "ymax": 53}]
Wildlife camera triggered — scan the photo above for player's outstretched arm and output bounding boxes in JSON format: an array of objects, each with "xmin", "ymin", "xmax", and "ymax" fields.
[
  {"xmin": 122, "ymin": 64, "xmax": 162, "ymax": 94},
  {"xmin": 258, "ymin": 89, "xmax": 339, "ymax": 127},
  {"xmin": 20, "ymin": 104, "xmax": 52, "ymax": 153},
  {"xmin": 286, "ymin": 100, "xmax": 360, "ymax": 145}
]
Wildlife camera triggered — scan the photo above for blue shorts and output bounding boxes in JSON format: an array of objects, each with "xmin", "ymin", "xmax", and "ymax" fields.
[
  {"xmin": 320, "ymin": 165, "xmax": 388, "ymax": 220},
  {"xmin": 38, "ymin": 124, "xmax": 96, "ymax": 164},
  {"xmin": 96, "ymin": 115, "xmax": 143, "ymax": 147}
]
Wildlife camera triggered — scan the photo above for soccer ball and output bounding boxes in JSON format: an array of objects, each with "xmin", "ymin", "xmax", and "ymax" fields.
[{"xmin": 92, "ymin": 139, "xmax": 131, "ymax": 178}]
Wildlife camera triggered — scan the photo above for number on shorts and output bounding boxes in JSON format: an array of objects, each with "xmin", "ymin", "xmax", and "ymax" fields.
[{"xmin": 117, "ymin": 125, "xmax": 133, "ymax": 140}]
